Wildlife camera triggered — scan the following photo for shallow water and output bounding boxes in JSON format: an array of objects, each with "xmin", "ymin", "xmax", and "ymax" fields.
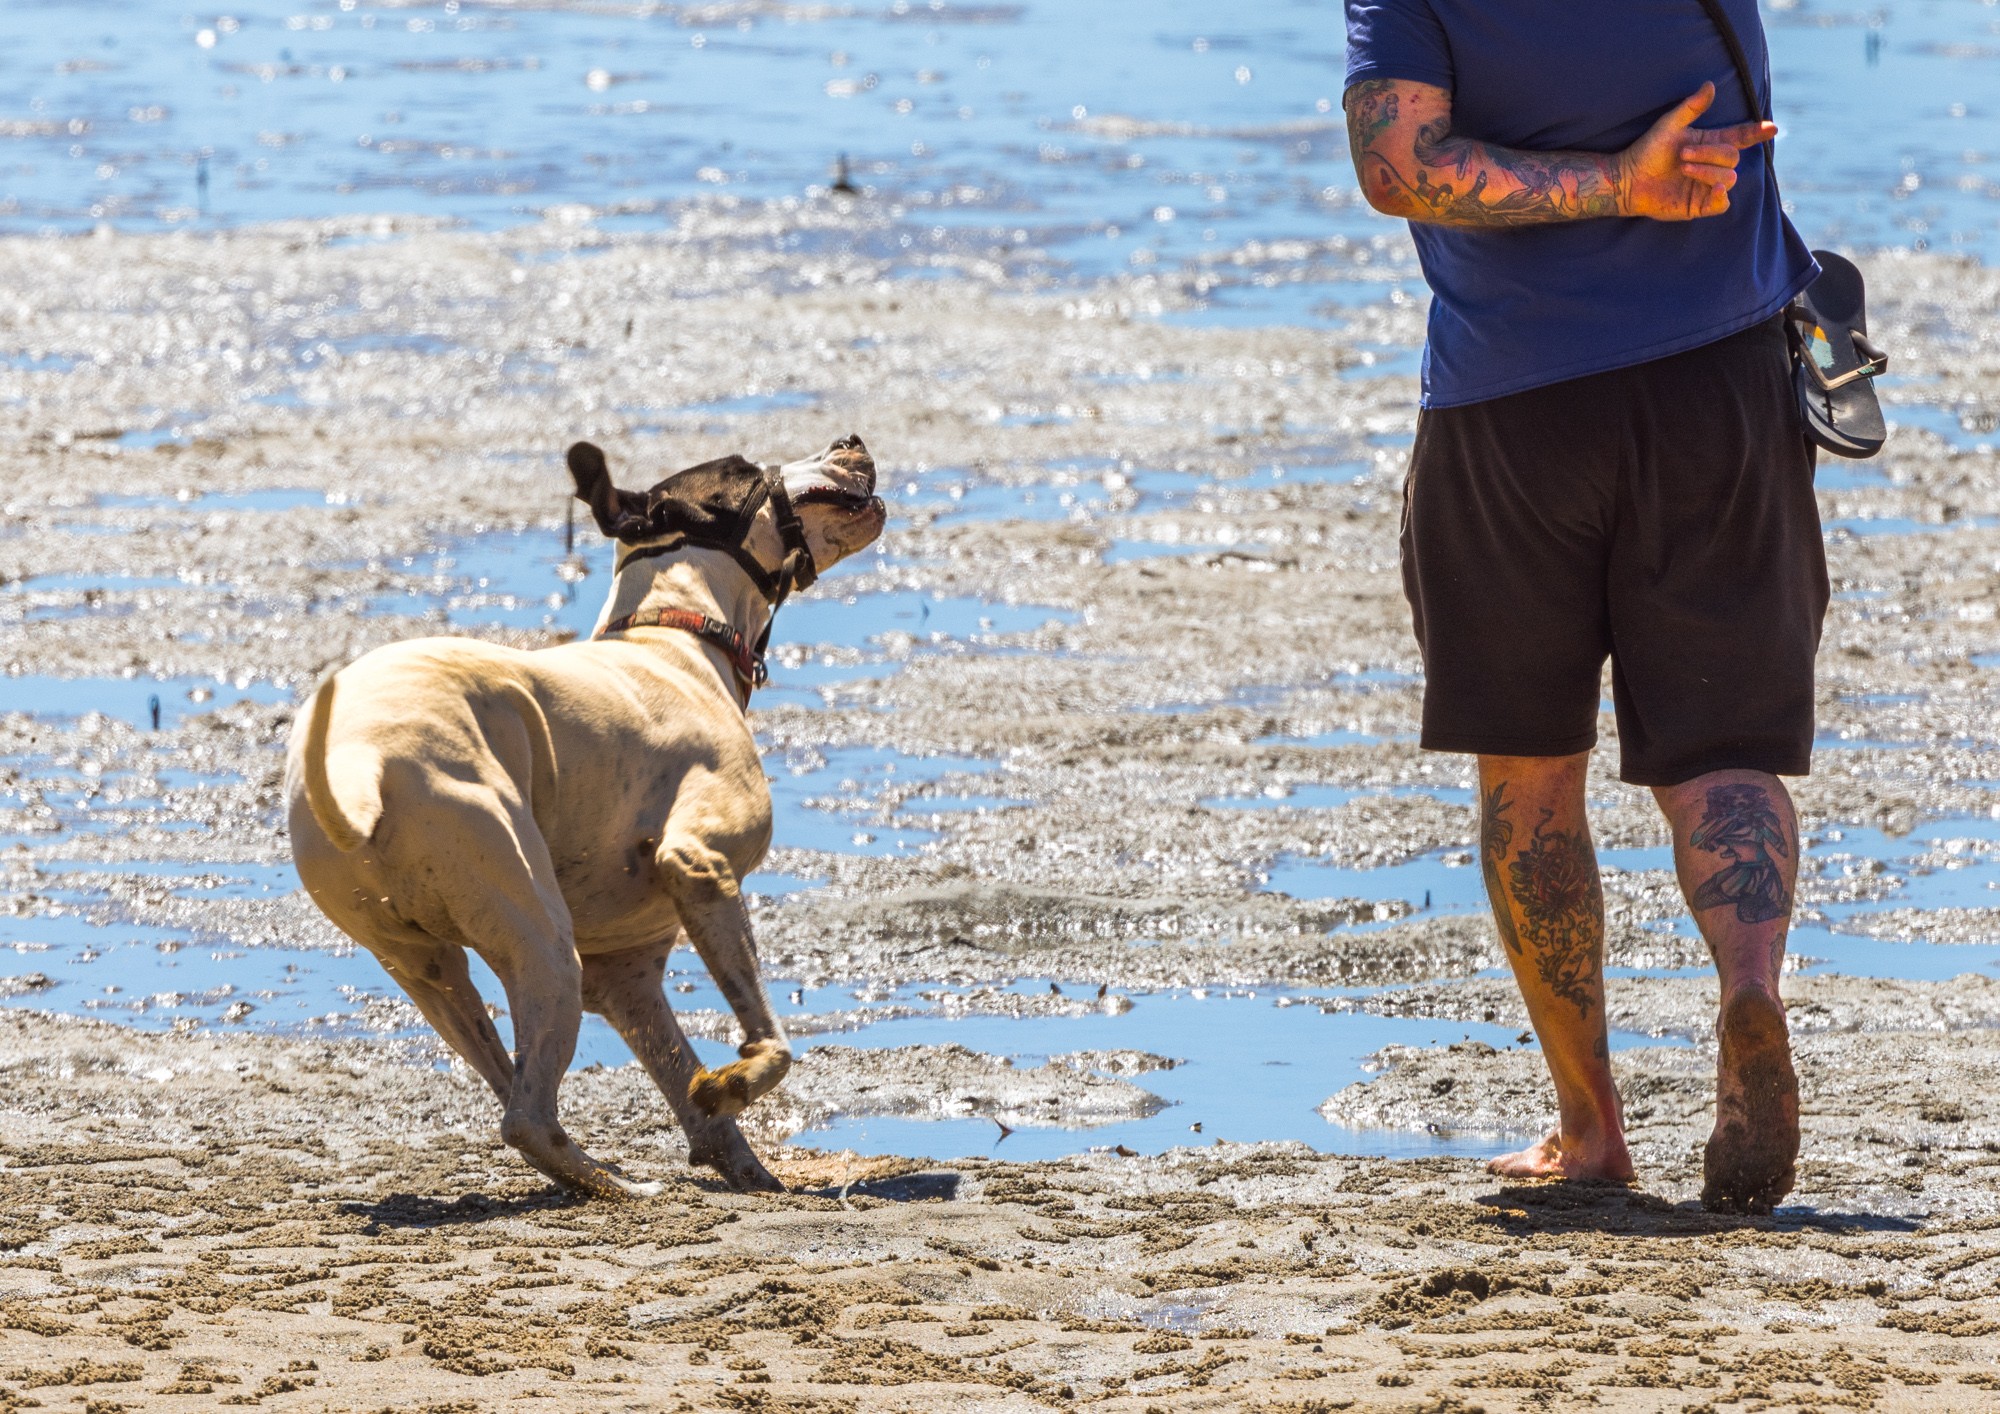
[
  {"xmin": 10, "ymin": 0, "xmax": 2000, "ymax": 273},
  {"xmin": 1, "ymin": 673, "xmax": 291, "ymax": 727},
  {"xmin": 4, "ymin": 460, "xmax": 1998, "ymax": 1157},
  {"xmin": 794, "ymin": 992, "xmax": 1544, "ymax": 1161},
  {"xmin": 10, "ymin": 747, "xmax": 2000, "ymax": 1151}
]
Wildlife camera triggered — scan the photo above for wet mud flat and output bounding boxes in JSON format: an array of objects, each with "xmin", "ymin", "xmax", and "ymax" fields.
[{"xmin": 1, "ymin": 215, "xmax": 1999, "ymax": 1404}]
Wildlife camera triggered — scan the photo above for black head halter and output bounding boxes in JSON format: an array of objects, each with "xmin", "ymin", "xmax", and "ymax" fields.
[{"xmin": 567, "ymin": 443, "xmax": 821, "ymax": 695}]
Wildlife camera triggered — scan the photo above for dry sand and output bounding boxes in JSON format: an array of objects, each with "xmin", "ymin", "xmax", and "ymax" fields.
[{"xmin": 2, "ymin": 210, "xmax": 1999, "ymax": 1407}]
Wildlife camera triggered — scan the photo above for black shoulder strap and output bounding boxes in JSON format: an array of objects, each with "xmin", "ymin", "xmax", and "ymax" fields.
[{"xmin": 1693, "ymin": 0, "xmax": 1769, "ymax": 125}]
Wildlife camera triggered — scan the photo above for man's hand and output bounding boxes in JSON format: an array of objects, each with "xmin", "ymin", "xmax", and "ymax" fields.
[{"xmin": 1617, "ymin": 82, "xmax": 1777, "ymax": 222}]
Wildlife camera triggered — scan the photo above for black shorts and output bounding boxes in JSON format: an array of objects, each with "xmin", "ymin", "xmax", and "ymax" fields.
[{"xmin": 1400, "ymin": 315, "xmax": 1828, "ymax": 788}]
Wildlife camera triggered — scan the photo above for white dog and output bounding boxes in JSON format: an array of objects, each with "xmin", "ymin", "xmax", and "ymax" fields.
[{"xmin": 287, "ymin": 437, "xmax": 884, "ymax": 1196}]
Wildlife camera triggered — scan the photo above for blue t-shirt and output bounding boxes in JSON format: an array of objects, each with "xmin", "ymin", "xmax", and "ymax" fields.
[{"xmin": 1344, "ymin": 0, "xmax": 1816, "ymax": 408}]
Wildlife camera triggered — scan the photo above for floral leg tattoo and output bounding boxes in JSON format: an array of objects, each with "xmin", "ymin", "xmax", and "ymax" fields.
[
  {"xmin": 1504, "ymin": 808, "xmax": 1604, "ymax": 1018},
  {"xmin": 1480, "ymin": 783, "xmax": 1524, "ymax": 956},
  {"xmin": 1688, "ymin": 784, "xmax": 1792, "ymax": 926}
]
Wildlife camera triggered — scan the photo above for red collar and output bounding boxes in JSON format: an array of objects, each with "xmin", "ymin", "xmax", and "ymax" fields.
[{"xmin": 594, "ymin": 609, "xmax": 768, "ymax": 694}]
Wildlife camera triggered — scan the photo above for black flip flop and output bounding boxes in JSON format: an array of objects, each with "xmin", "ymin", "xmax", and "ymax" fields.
[{"xmin": 1789, "ymin": 250, "xmax": 1889, "ymax": 459}]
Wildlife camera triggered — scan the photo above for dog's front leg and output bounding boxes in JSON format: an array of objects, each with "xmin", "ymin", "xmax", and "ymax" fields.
[
  {"xmin": 655, "ymin": 835, "xmax": 792, "ymax": 1119},
  {"xmin": 581, "ymin": 947, "xmax": 784, "ymax": 1193}
]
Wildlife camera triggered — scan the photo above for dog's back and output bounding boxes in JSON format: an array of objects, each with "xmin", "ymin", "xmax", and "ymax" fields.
[{"xmin": 287, "ymin": 633, "xmax": 769, "ymax": 946}]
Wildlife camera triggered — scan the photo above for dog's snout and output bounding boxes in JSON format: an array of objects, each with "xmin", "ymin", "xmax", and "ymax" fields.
[{"xmin": 826, "ymin": 433, "xmax": 876, "ymax": 494}]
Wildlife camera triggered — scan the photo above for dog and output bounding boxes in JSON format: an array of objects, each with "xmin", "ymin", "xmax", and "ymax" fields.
[{"xmin": 286, "ymin": 436, "xmax": 885, "ymax": 1196}]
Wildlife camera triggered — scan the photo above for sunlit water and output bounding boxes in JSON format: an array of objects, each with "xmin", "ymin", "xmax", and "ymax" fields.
[{"xmin": 6, "ymin": 0, "xmax": 1999, "ymax": 272}]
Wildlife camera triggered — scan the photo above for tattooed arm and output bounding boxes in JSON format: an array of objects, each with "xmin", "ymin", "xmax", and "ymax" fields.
[{"xmin": 1344, "ymin": 78, "xmax": 1776, "ymax": 228}]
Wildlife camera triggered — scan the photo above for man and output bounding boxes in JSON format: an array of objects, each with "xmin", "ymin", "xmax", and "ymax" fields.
[{"xmin": 1341, "ymin": 0, "xmax": 1823, "ymax": 1214}]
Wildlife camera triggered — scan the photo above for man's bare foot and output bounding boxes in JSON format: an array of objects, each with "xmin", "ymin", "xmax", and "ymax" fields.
[
  {"xmin": 1487, "ymin": 1126, "xmax": 1635, "ymax": 1182},
  {"xmin": 1702, "ymin": 986, "xmax": 1798, "ymax": 1215}
]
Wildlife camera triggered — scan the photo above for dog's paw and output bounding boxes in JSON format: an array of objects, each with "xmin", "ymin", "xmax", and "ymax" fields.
[
  {"xmin": 692, "ymin": 1144, "xmax": 786, "ymax": 1194},
  {"xmin": 689, "ymin": 1067, "xmax": 751, "ymax": 1118}
]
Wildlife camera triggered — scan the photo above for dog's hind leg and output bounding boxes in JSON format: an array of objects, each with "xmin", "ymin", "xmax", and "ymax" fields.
[
  {"xmin": 376, "ymin": 938, "xmax": 515, "ymax": 1102},
  {"xmin": 438, "ymin": 801, "xmax": 659, "ymax": 1200},
  {"xmin": 654, "ymin": 835, "xmax": 792, "ymax": 1119},
  {"xmin": 581, "ymin": 946, "xmax": 784, "ymax": 1193}
]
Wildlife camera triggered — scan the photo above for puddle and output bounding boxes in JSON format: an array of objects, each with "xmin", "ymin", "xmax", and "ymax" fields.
[
  {"xmin": 780, "ymin": 586, "xmax": 1079, "ymax": 647},
  {"xmin": 0, "ymin": 851, "xmax": 1564, "ymax": 1161},
  {"xmin": 1, "ymin": 674, "xmax": 291, "ymax": 728},
  {"xmin": 0, "ymin": 916, "xmax": 370, "ymax": 1034},
  {"xmin": 1884, "ymin": 403, "xmax": 1998, "ymax": 452},
  {"xmin": 584, "ymin": 967, "xmax": 1588, "ymax": 1160},
  {"xmin": 11, "ymin": 752, "xmax": 2000, "ymax": 1158},
  {"xmin": 1204, "ymin": 783, "xmax": 1470, "ymax": 813},
  {"xmin": 5, "ymin": 573, "xmax": 193, "ymax": 594},
  {"xmin": 1266, "ymin": 848, "xmax": 1488, "ymax": 921},
  {"xmin": 1827, "ymin": 514, "xmax": 1999, "ymax": 538},
  {"xmin": 1205, "ymin": 784, "xmax": 1371, "ymax": 812},
  {"xmin": 765, "ymin": 743, "xmax": 999, "ymax": 858},
  {"xmin": 97, "ymin": 488, "xmax": 337, "ymax": 513},
  {"xmin": 0, "ymin": 352, "xmax": 80, "ymax": 373},
  {"xmin": 792, "ymin": 991, "xmax": 1544, "ymax": 1161},
  {"xmin": 896, "ymin": 467, "xmax": 1112, "ymax": 524},
  {"xmin": 627, "ymin": 391, "xmax": 820, "ymax": 433}
]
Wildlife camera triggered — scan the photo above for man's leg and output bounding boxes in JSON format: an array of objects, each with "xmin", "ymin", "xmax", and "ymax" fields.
[
  {"xmin": 1477, "ymin": 751, "xmax": 1634, "ymax": 1182},
  {"xmin": 1653, "ymin": 770, "xmax": 1800, "ymax": 1214}
]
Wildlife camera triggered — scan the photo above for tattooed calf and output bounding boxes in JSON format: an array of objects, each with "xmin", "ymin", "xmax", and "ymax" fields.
[
  {"xmin": 1689, "ymin": 784, "xmax": 1792, "ymax": 926},
  {"xmin": 1506, "ymin": 808, "xmax": 1603, "ymax": 1018},
  {"xmin": 1479, "ymin": 782, "xmax": 1524, "ymax": 956}
]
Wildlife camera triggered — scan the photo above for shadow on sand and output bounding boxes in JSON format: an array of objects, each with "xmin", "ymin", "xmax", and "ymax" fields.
[
  {"xmin": 343, "ymin": 1187, "xmax": 588, "ymax": 1232},
  {"xmin": 1475, "ymin": 1182, "xmax": 1922, "ymax": 1236},
  {"xmin": 794, "ymin": 1170, "xmax": 964, "ymax": 1204},
  {"xmin": 342, "ymin": 1168, "xmax": 962, "ymax": 1231}
]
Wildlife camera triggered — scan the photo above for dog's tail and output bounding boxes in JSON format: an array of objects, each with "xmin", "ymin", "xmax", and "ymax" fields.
[{"xmin": 300, "ymin": 672, "xmax": 384, "ymax": 854}]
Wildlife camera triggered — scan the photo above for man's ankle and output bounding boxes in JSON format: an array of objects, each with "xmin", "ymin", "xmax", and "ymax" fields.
[{"xmin": 1719, "ymin": 976, "xmax": 1785, "ymax": 1013}]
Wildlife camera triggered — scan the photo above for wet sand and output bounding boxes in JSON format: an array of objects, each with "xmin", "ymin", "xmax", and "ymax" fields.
[
  {"xmin": 2, "ymin": 213, "xmax": 2000, "ymax": 1406},
  {"xmin": 1, "ymin": 1009, "xmax": 1997, "ymax": 1411}
]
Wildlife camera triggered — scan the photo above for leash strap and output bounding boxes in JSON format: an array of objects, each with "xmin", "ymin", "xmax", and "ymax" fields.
[{"xmin": 595, "ymin": 607, "xmax": 769, "ymax": 690}]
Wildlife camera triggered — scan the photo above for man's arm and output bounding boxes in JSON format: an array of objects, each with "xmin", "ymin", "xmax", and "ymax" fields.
[{"xmin": 1345, "ymin": 78, "xmax": 1775, "ymax": 227}]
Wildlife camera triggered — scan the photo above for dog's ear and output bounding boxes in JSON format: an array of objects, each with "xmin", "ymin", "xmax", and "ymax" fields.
[{"xmin": 567, "ymin": 442, "xmax": 648, "ymax": 539}]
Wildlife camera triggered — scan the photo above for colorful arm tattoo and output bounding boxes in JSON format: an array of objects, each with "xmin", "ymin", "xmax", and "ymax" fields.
[{"xmin": 1345, "ymin": 79, "xmax": 1628, "ymax": 228}]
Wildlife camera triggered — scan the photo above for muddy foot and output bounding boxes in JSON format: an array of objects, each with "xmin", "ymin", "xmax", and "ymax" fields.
[
  {"xmin": 1702, "ymin": 987, "xmax": 1799, "ymax": 1215},
  {"xmin": 1488, "ymin": 1126, "xmax": 1635, "ymax": 1183}
]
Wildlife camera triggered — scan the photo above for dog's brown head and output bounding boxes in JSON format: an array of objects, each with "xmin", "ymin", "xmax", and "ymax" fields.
[{"xmin": 566, "ymin": 435, "xmax": 885, "ymax": 593}]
